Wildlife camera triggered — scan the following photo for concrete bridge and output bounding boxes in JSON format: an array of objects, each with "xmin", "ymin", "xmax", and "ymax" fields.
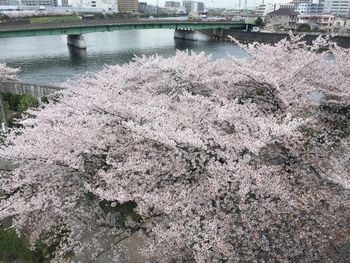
[
  {"xmin": 0, "ymin": 81, "xmax": 62, "ymax": 132},
  {"xmin": 0, "ymin": 19, "xmax": 251, "ymax": 48}
]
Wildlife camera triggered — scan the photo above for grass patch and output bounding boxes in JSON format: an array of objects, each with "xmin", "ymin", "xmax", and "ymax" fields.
[{"xmin": 30, "ymin": 16, "xmax": 81, "ymax": 24}]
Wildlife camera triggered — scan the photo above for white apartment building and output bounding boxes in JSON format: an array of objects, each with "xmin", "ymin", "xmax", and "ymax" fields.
[
  {"xmin": 64, "ymin": 0, "xmax": 117, "ymax": 12},
  {"xmin": 256, "ymin": 3, "xmax": 280, "ymax": 17},
  {"xmin": 324, "ymin": 0, "xmax": 350, "ymax": 17},
  {"xmin": 20, "ymin": 0, "xmax": 58, "ymax": 6},
  {"xmin": 296, "ymin": 2, "xmax": 324, "ymax": 14},
  {"xmin": 298, "ymin": 14, "xmax": 334, "ymax": 30},
  {"xmin": 182, "ymin": 0, "xmax": 204, "ymax": 14}
]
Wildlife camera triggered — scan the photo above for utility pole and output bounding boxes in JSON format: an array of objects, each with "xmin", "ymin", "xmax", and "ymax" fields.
[
  {"xmin": 0, "ymin": 88, "xmax": 8, "ymax": 133},
  {"xmin": 157, "ymin": 0, "xmax": 159, "ymax": 16}
]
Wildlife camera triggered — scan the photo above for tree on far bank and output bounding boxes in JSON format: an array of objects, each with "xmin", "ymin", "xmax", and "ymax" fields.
[
  {"xmin": 255, "ymin": 16, "xmax": 265, "ymax": 28},
  {"xmin": 0, "ymin": 35, "xmax": 350, "ymax": 262},
  {"xmin": 297, "ymin": 23, "xmax": 312, "ymax": 32}
]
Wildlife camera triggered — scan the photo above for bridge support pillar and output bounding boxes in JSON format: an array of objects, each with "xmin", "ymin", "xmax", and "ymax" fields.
[
  {"xmin": 213, "ymin": 28, "xmax": 224, "ymax": 38},
  {"xmin": 174, "ymin": 29, "xmax": 210, "ymax": 41},
  {"xmin": 67, "ymin": 34, "xmax": 86, "ymax": 49}
]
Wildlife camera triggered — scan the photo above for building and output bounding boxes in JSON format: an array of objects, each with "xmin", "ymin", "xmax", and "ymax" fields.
[
  {"xmin": 256, "ymin": 3, "xmax": 281, "ymax": 17},
  {"xmin": 182, "ymin": 0, "xmax": 204, "ymax": 14},
  {"xmin": 20, "ymin": 0, "xmax": 58, "ymax": 6},
  {"xmin": 118, "ymin": 0, "xmax": 138, "ymax": 12},
  {"xmin": 175, "ymin": 5, "xmax": 186, "ymax": 14},
  {"xmin": 139, "ymin": 1, "xmax": 156, "ymax": 13},
  {"xmin": 296, "ymin": 2, "xmax": 324, "ymax": 14},
  {"xmin": 194, "ymin": 1, "xmax": 204, "ymax": 12},
  {"xmin": 67, "ymin": 0, "xmax": 117, "ymax": 12},
  {"xmin": 333, "ymin": 16, "xmax": 350, "ymax": 27},
  {"xmin": 333, "ymin": 16, "xmax": 350, "ymax": 32},
  {"xmin": 279, "ymin": 3, "xmax": 295, "ymax": 9},
  {"xmin": 164, "ymin": 0, "xmax": 180, "ymax": 14},
  {"xmin": 0, "ymin": 0, "xmax": 20, "ymax": 5},
  {"xmin": 324, "ymin": 0, "xmax": 350, "ymax": 17},
  {"xmin": 138, "ymin": 1, "xmax": 146, "ymax": 11},
  {"xmin": 298, "ymin": 14, "xmax": 334, "ymax": 30},
  {"xmin": 165, "ymin": 1, "xmax": 180, "ymax": 8},
  {"xmin": 291, "ymin": 0, "xmax": 313, "ymax": 9},
  {"xmin": 182, "ymin": 0, "xmax": 192, "ymax": 13},
  {"xmin": 255, "ymin": 3, "xmax": 293, "ymax": 17},
  {"xmin": 266, "ymin": 8, "xmax": 299, "ymax": 30}
]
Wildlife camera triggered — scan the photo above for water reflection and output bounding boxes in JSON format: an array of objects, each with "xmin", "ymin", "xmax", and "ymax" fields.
[
  {"xmin": 68, "ymin": 46, "xmax": 88, "ymax": 65},
  {"xmin": 174, "ymin": 38, "xmax": 198, "ymax": 50}
]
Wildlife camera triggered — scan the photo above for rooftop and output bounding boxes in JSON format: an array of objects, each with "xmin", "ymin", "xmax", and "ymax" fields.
[{"xmin": 268, "ymin": 8, "xmax": 298, "ymax": 17}]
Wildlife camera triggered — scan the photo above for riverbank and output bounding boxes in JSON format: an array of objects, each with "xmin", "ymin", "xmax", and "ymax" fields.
[{"xmin": 218, "ymin": 30, "xmax": 350, "ymax": 48}]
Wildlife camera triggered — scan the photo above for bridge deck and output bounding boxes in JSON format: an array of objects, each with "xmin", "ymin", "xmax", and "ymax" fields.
[{"xmin": 0, "ymin": 19, "xmax": 249, "ymax": 38}]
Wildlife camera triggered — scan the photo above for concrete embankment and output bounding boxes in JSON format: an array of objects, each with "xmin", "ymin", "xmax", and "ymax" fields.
[{"xmin": 0, "ymin": 81, "xmax": 62, "ymax": 98}]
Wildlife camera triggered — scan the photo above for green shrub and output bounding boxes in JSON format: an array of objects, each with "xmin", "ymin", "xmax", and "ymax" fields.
[
  {"xmin": 18, "ymin": 94, "xmax": 38, "ymax": 113},
  {"xmin": 2, "ymin": 93, "xmax": 20, "ymax": 112},
  {"xmin": 0, "ymin": 228, "xmax": 36, "ymax": 262},
  {"xmin": 297, "ymin": 23, "xmax": 312, "ymax": 32}
]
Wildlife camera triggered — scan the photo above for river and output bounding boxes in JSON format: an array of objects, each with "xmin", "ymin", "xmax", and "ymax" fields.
[{"xmin": 0, "ymin": 29, "xmax": 246, "ymax": 85}]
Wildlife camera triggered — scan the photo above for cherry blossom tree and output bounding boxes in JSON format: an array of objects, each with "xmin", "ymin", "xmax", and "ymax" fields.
[
  {"xmin": 0, "ymin": 36, "xmax": 349, "ymax": 262},
  {"xmin": 1, "ymin": 11, "xmax": 59, "ymax": 19},
  {"xmin": 0, "ymin": 63, "xmax": 18, "ymax": 82}
]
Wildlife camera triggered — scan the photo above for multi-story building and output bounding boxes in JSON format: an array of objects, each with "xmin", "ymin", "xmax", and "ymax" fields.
[
  {"xmin": 256, "ymin": 3, "xmax": 280, "ymax": 17},
  {"xmin": 118, "ymin": 0, "xmax": 138, "ymax": 12},
  {"xmin": 139, "ymin": 1, "xmax": 156, "ymax": 13},
  {"xmin": 182, "ymin": 0, "xmax": 192, "ymax": 13},
  {"xmin": 324, "ymin": 0, "xmax": 350, "ymax": 17},
  {"xmin": 0, "ymin": 0, "xmax": 20, "ymax": 5},
  {"xmin": 298, "ymin": 14, "xmax": 334, "ymax": 30},
  {"xmin": 164, "ymin": 0, "xmax": 180, "ymax": 14},
  {"xmin": 333, "ymin": 16, "xmax": 350, "ymax": 26},
  {"xmin": 138, "ymin": 1, "xmax": 146, "ymax": 11},
  {"xmin": 21, "ymin": 0, "xmax": 58, "ymax": 6},
  {"xmin": 296, "ymin": 2, "xmax": 324, "ymax": 14},
  {"xmin": 67, "ymin": 0, "xmax": 117, "ymax": 12},
  {"xmin": 291, "ymin": 0, "xmax": 312, "ymax": 7},
  {"xmin": 195, "ymin": 1, "xmax": 204, "ymax": 11},
  {"xmin": 279, "ymin": 3, "xmax": 295, "ymax": 9},
  {"xmin": 266, "ymin": 8, "xmax": 299, "ymax": 30},
  {"xmin": 165, "ymin": 1, "xmax": 180, "ymax": 8},
  {"xmin": 182, "ymin": 0, "xmax": 204, "ymax": 14}
]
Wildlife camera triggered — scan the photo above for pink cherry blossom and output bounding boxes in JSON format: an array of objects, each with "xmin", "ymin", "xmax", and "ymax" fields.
[{"xmin": 0, "ymin": 35, "xmax": 349, "ymax": 262}]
